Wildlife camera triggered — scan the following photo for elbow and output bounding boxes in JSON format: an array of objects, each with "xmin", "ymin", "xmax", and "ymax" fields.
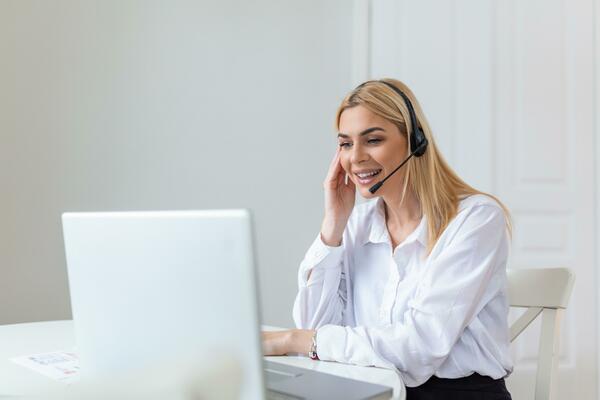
[
  {"xmin": 399, "ymin": 353, "xmax": 448, "ymax": 387},
  {"xmin": 415, "ymin": 352, "xmax": 452, "ymax": 384},
  {"xmin": 399, "ymin": 336, "xmax": 453, "ymax": 385},
  {"xmin": 292, "ymin": 291, "xmax": 344, "ymax": 330}
]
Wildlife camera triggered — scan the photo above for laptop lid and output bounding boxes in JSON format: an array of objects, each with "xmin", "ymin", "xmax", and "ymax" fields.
[{"xmin": 62, "ymin": 209, "xmax": 265, "ymax": 399}]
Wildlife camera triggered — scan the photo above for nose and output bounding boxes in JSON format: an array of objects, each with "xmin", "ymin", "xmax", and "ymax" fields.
[{"xmin": 350, "ymin": 143, "xmax": 369, "ymax": 164}]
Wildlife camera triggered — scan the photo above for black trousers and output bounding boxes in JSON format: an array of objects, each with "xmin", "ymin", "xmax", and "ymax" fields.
[{"xmin": 406, "ymin": 373, "xmax": 512, "ymax": 400}]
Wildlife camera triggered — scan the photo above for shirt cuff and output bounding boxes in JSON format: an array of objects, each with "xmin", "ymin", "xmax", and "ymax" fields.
[
  {"xmin": 299, "ymin": 234, "xmax": 344, "ymax": 284},
  {"xmin": 316, "ymin": 324, "xmax": 396, "ymax": 370}
]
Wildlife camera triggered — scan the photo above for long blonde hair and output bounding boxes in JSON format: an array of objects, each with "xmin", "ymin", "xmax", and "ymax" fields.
[{"xmin": 335, "ymin": 78, "xmax": 511, "ymax": 254}]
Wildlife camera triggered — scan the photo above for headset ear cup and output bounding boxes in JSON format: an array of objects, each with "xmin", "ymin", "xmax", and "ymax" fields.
[{"xmin": 412, "ymin": 128, "xmax": 428, "ymax": 157}]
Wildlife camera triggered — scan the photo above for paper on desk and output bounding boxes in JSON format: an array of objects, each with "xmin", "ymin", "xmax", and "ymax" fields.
[{"xmin": 11, "ymin": 350, "xmax": 80, "ymax": 384}]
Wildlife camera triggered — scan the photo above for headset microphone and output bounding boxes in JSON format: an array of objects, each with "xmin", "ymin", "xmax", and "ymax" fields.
[
  {"xmin": 356, "ymin": 80, "xmax": 429, "ymax": 194},
  {"xmin": 368, "ymin": 139, "xmax": 427, "ymax": 194}
]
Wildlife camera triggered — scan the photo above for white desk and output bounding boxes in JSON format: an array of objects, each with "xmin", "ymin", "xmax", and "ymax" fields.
[{"xmin": 0, "ymin": 320, "xmax": 405, "ymax": 399}]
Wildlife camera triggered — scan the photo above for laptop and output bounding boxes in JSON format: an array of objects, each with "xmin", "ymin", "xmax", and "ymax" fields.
[{"xmin": 62, "ymin": 209, "xmax": 392, "ymax": 400}]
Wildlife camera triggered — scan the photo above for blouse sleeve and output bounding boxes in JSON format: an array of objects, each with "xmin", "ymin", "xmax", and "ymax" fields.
[
  {"xmin": 292, "ymin": 233, "xmax": 348, "ymax": 329},
  {"xmin": 313, "ymin": 204, "xmax": 510, "ymax": 386}
]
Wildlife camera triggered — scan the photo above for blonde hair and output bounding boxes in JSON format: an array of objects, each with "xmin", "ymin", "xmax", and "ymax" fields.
[{"xmin": 335, "ymin": 78, "xmax": 511, "ymax": 254}]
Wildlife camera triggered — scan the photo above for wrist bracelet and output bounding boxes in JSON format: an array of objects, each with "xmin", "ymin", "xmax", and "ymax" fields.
[{"xmin": 308, "ymin": 330, "xmax": 319, "ymax": 360}]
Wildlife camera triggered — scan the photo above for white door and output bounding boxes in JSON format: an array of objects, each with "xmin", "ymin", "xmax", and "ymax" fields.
[{"xmin": 359, "ymin": 0, "xmax": 596, "ymax": 398}]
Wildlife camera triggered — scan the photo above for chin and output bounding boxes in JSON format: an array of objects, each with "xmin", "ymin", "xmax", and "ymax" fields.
[{"xmin": 358, "ymin": 186, "xmax": 378, "ymax": 199}]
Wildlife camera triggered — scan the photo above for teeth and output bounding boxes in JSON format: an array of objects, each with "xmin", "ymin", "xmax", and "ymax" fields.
[{"xmin": 357, "ymin": 170, "xmax": 381, "ymax": 178}]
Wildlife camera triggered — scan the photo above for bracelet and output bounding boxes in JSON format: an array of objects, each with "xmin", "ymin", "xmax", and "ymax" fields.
[{"xmin": 308, "ymin": 330, "xmax": 319, "ymax": 360}]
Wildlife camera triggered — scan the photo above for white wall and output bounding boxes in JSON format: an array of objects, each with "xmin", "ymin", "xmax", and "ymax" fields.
[{"xmin": 0, "ymin": 1, "xmax": 353, "ymax": 327}]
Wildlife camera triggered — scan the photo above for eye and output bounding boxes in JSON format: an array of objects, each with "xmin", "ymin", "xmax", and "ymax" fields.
[
  {"xmin": 339, "ymin": 142, "xmax": 352, "ymax": 149},
  {"xmin": 367, "ymin": 138, "xmax": 382, "ymax": 144}
]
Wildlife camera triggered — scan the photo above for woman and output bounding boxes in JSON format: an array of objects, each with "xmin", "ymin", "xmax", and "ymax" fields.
[{"xmin": 262, "ymin": 78, "xmax": 513, "ymax": 399}]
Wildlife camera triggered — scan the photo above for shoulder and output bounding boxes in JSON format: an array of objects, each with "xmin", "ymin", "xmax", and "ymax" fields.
[
  {"xmin": 428, "ymin": 194, "xmax": 510, "ymax": 258},
  {"xmin": 453, "ymin": 194, "xmax": 509, "ymax": 234},
  {"xmin": 458, "ymin": 193, "xmax": 503, "ymax": 211},
  {"xmin": 458, "ymin": 194, "xmax": 506, "ymax": 219}
]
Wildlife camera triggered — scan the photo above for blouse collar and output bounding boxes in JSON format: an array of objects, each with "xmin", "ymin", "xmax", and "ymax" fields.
[{"xmin": 362, "ymin": 197, "xmax": 428, "ymax": 248}]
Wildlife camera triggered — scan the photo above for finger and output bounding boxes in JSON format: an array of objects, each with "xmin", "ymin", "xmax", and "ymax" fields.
[
  {"xmin": 336, "ymin": 169, "xmax": 345, "ymax": 187},
  {"xmin": 326, "ymin": 152, "xmax": 343, "ymax": 183},
  {"xmin": 346, "ymin": 175, "xmax": 356, "ymax": 190},
  {"xmin": 341, "ymin": 171, "xmax": 355, "ymax": 189}
]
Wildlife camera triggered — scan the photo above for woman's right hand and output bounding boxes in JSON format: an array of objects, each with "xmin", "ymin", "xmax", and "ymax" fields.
[{"xmin": 321, "ymin": 149, "xmax": 356, "ymax": 246}]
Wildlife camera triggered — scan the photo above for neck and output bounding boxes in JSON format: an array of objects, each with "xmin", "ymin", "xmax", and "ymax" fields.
[{"xmin": 382, "ymin": 189, "xmax": 422, "ymax": 229}]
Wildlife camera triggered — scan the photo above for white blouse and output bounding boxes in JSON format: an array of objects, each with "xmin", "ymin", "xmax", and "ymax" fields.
[{"xmin": 292, "ymin": 194, "xmax": 514, "ymax": 387}]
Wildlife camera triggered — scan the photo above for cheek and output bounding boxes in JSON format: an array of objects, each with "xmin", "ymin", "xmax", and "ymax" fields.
[
  {"xmin": 377, "ymin": 144, "xmax": 404, "ymax": 165},
  {"xmin": 339, "ymin": 154, "xmax": 351, "ymax": 173}
]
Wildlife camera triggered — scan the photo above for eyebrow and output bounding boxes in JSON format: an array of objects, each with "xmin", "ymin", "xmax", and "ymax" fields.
[{"xmin": 337, "ymin": 127, "xmax": 384, "ymax": 138}]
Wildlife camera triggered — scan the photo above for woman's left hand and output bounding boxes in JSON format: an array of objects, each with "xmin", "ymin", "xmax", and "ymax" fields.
[{"xmin": 261, "ymin": 329, "xmax": 315, "ymax": 356}]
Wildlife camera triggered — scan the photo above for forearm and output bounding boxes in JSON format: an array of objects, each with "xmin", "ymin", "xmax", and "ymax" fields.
[
  {"xmin": 288, "ymin": 329, "xmax": 315, "ymax": 354},
  {"xmin": 320, "ymin": 217, "xmax": 345, "ymax": 247},
  {"xmin": 261, "ymin": 329, "xmax": 315, "ymax": 356}
]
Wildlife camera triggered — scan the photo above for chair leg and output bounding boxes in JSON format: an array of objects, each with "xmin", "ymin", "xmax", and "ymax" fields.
[{"xmin": 535, "ymin": 308, "xmax": 563, "ymax": 400}]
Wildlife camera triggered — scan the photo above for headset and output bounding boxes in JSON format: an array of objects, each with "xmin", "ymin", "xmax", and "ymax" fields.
[{"xmin": 353, "ymin": 80, "xmax": 429, "ymax": 194}]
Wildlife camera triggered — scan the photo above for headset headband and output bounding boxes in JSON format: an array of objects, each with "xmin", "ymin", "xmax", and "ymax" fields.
[{"xmin": 354, "ymin": 80, "xmax": 428, "ymax": 157}]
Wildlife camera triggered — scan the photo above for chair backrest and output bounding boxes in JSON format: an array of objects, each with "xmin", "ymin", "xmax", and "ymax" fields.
[{"xmin": 507, "ymin": 268, "xmax": 575, "ymax": 400}]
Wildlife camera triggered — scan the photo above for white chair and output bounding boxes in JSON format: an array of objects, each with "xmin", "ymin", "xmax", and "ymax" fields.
[{"xmin": 507, "ymin": 268, "xmax": 575, "ymax": 400}]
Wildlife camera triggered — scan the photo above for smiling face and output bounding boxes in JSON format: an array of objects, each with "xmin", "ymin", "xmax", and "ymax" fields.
[{"xmin": 338, "ymin": 105, "xmax": 409, "ymax": 199}]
